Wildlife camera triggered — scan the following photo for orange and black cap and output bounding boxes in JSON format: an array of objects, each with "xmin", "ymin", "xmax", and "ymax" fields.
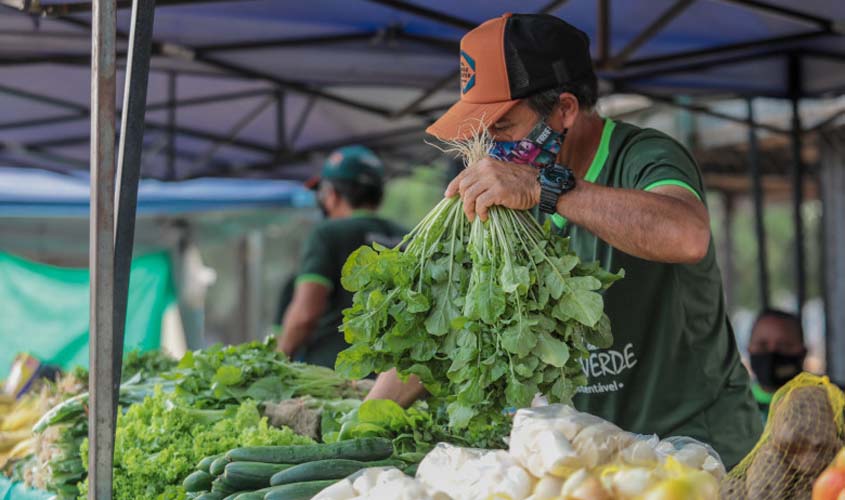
[{"xmin": 427, "ymin": 13, "xmax": 595, "ymax": 141}]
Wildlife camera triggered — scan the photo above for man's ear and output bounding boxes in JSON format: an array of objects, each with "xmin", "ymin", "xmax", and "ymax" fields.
[{"xmin": 556, "ymin": 92, "xmax": 580, "ymax": 130}]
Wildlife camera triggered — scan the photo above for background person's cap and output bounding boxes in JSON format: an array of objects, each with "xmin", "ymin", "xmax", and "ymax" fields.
[
  {"xmin": 304, "ymin": 145, "xmax": 385, "ymax": 190},
  {"xmin": 427, "ymin": 13, "xmax": 595, "ymax": 141}
]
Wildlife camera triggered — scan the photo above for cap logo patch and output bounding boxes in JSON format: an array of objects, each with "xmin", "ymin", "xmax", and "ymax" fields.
[
  {"xmin": 460, "ymin": 50, "xmax": 476, "ymax": 94},
  {"xmin": 327, "ymin": 151, "xmax": 343, "ymax": 168}
]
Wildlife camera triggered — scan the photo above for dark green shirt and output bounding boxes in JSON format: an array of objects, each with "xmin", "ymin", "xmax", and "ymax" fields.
[
  {"xmin": 295, "ymin": 211, "xmax": 405, "ymax": 368},
  {"xmin": 559, "ymin": 119, "xmax": 762, "ymax": 469}
]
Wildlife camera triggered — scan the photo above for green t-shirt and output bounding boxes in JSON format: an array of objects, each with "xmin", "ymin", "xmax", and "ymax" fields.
[
  {"xmin": 557, "ymin": 119, "xmax": 762, "ymax": 469},
  {"xmin": 295, "ymin": 211, "xmax": 405, "ymax": 368}
]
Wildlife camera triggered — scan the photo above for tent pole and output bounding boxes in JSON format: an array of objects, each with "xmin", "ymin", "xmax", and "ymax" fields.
[
  {"xmin": 167, "ymin": 71, "xmax": 176, "ymax": 180},
  {"xmin": 88, "ymin": 0, "xmax": 117, "ymax": 498},
  {"xmin": 238, "ymin": 231, "xmax": 263, "ymax": 343},
  {"xmin": 721, "ymin": 193, "xmax": 736, "ymax": 313},
  {"xmin": 819, "ymin": 130, "xmax": 845, "ymax": 386},
  {"xmin": 788, "ymin": 55, "xmax": 806, "ymax": 323},
  {"xmin": 276, "ymin": 89, "xmax": 286, "ymax": 154},
  {"xmin": 746, "ymin": 98, "xmax": 770, "ymax": 309},
  {"xmin": 597, "ymin": 0, "xmax": 610, "ymax": 65},
  {"xmin": 113, "ymin": 0, "xmax": 155, "ymax": 416}
]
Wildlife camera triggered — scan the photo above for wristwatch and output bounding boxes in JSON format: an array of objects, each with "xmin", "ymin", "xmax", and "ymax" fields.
[{"xmin": 538, "ymin": 164, "xmax": 576, "ymax": 214}]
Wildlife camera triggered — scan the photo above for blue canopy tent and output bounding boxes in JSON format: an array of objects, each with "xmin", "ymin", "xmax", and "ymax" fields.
[
  {"xmin": 0, "ymin": 166, "xmax": 314, "ymax": 216},
  {"xmin": 2, "ymin": 1, "xmax": 845, "ymax": 497},
  {"xmin": 2, "ymin": 1, "xmax": 844, "ymax": 181}
]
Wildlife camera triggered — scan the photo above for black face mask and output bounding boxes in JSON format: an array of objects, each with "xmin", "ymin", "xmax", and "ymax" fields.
[{"xmin": 750, "ymin": 352, "xmax": 805, "ymax": 390}]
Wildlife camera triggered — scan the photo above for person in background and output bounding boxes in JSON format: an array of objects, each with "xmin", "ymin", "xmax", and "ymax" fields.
[
  {"xmin": 274, "ymin": 274, "xmax": 296, "ymax": 329},
  {"xmin": 748, "ymin": 309, "xmax": 807, "ymax": 421},
  {"xmin": 277, "ymin": 146, "xmax": 405, "ymax": 368}
]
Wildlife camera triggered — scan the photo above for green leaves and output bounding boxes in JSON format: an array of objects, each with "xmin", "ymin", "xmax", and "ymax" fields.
[
  {"xmin": 336, "ymin": 197, "xmax": 622, "ymax": 430},
  {"xmin": 464, "ymin": 263, "xmax": 506, "ymax": 324},
  {"xmin": 584, "ymin": 314, "xmax": 614, "ymax": 349},
  {"xmin": 536, "ymin": 332, "xmax": 571, "ymax": 367},
  {"xmin": 212, "ymin": 365, "xmax": 243, "ymax": 386},
  {"xmin": 554, "ymin": 289, "xmax": 604, "ymax": 327},
  {"xmin": 501, "ymin": 322, "xmax": 537, "ymax": 357},
  {"xmin": 340, "ymin": 246, "xmax": 379, "ymax": 291}
]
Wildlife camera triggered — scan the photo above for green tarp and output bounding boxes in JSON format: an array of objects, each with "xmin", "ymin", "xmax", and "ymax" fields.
[
  {"xmin": 0, "ymin": 251, "xmax": 175, "ymax": 378},
  {"xmin": 0, "ymin": 477, "xmax": 52, "ymax": 500}
]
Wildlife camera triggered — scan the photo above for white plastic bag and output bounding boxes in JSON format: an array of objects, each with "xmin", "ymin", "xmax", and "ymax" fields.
[{"xmin": 417, "ymin": 443, "xmax": 534, "ymax": 500}]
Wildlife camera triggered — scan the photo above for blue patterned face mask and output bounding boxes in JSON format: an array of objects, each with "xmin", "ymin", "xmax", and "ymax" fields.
[{"xmin": 490, "ymin": 119, "xmax": 565, "ymax": 169}]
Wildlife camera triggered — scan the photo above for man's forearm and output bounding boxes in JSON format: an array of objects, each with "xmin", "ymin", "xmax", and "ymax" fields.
[
  {"xmin": 277, "ymin": 281, "xmax": 330, "ymax": 357},
  {"xmin": 558, "ymin": 182, "xmax": 710, "ymax": 264},
  {"xmin": 277, "ymin": 318, "xmax": 315, "ymax": 357},
  {"xmin": 365, "ymin": 369, "xmax": 427, "ymax": 408}
]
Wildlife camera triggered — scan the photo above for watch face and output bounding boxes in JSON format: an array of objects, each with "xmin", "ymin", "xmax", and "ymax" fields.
[{"xmin": 542, "ymin": 168, "xmax": 566, "ymax": 186}]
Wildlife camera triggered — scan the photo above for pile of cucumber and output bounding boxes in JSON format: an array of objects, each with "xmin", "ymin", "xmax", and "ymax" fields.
[{"xmin": 183, "ymin": 437, "xmax": 403, "ymax": 500}]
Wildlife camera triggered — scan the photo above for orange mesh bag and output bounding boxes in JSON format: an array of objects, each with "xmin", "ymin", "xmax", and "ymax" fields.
[{"xmin": 721, "ymin": 373, "xmax": 845, "ymax": 500}]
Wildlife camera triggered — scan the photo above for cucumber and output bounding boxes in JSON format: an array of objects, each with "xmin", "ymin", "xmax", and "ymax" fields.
[
  {"xmin": 224, "ymin": 462, "xmax": 294, "ymax": 490},
  {"xmin": 195, "ymin": 494, "xmax": 225, "ymax": 500},
  {"xmin": 198, "ymin": 453, "xmax": 224, "ymax": 473},
  {"xmin": 184, "ymin": 470, "xmax": 214, "ymax": 492},
  {"xmin": 270, "ymin": 459, "xmax": 403, "ymax": 486},
  {"xmin": 403, "ymin": 463, "xmax": 418, "ymax": 476},
  {"xmin": 210, "ymin": 456, "xmax": 231, "ymax": 476},
  {"xmin": 212, "ymin": 476, "xmax": 237, "ymax": 495},
  {"xmin": 263, "ymin": 480, "xmax": 337, "ymax": 500},
  {"xmin": 234, "ymin": 493, "xmax": 265, "ymax": 500},
  {"xmin": 222, "ymin": 493, "xmax": 248, "ymax": 500},
  {"xmin": 226, "ymin": 438, "xmax": 393, "ymax": 465}
]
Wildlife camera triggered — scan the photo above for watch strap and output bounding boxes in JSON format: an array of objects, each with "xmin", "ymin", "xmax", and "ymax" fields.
[{"xmin": 539, "ymin": 184, "xmax": 559, "ymax": 214}]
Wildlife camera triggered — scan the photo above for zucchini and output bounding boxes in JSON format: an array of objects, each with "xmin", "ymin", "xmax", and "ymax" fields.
[
  {"xmin": 270, "ymin": 459, "xmax": 403, "ymax": 486},
  {"xmin": 224, "ymin": 462, "xmax": 294, "ymax": 490},
  {"xmin": 263, "ymin": 480, "xmax": 337, "ymax": 500},
  {"xmin": 226, "ymin": 438, "xmax": 393, "ymax": 465},
  {"xmin": 184, "ymin": 470, "xmax": 214, "ymax": 492},
  {"xmin": 198, "ymin": 453, "xmax": 224, "ymax": 473},
  {"xmin": 210, "ymin": 456, "xmax": 231, "ymax": 476}
]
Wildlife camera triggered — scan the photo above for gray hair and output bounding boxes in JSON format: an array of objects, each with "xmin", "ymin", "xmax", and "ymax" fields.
[{"xmin": 524, "ymin": 76, "xmax": 599, "ymax": 119}]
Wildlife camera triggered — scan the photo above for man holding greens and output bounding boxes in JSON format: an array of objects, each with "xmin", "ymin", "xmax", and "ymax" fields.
[{"xmin": 366, "ymin": 13, "xmax": 761, "ymax": 468}]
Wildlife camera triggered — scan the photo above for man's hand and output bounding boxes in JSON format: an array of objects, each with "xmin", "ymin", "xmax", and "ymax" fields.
[
  {"xmin": 445, "ymin": 158, "xmax": 540, "ymax": 221},
  {"xmin": 365, "ymin": 368, "xmax": 427, "ymax": 408}
]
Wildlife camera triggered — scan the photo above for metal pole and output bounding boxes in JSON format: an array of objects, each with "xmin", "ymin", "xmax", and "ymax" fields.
[
  {"xmin": 276, "ymin": 89, "xmax": 286, "ymax": 154},
  {"xmin": 238, "ymin": 231, "xmax": 263, "ymax": 343},
  {"xmin": 113, "ymin": 0, "xmax": 156, "ymax": 407},
  {"xmin": 746, "ymin": 98, "xmax": 770, "ymax": 309},
  {"xmin": 819, "ymin": 130, "xmax": 845, "ymax": 386},
  {"xmin": 788, "ymin": 55, "xmax": 806, "ymax": 323},
  {"xmin": 88, "ymin": 0, "xmax": 117, "ymax": 497},
  {"xmin": 597, "ymin": 0, "xmax": 610, "ymax": 65},
  {"xmin": 167, "ymin": 71, "xmax": 176, "ymax": 179},
  {"xmin": 721, "ymin": 193, "xmax": 736, "ymax": 312}
]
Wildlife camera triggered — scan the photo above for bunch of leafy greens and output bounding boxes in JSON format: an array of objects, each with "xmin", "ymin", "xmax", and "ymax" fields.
[
  {"xmin": 166, "ymin": 337, "xmax": 370, "ymax": 408},
  {"xmin": 337, "ymin": 130, "xmax": 621, "ymax": 429},
  {"xmin": 78, "ymin": 388, "xmax": 312, "ymax": 500},
  {"xmin": 322, "ymin": 399, "xmax": 509, "ymax": 463},
  {"xmin": 121, "ymin": 349, "xmax": 178, "ymax": 380}
]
